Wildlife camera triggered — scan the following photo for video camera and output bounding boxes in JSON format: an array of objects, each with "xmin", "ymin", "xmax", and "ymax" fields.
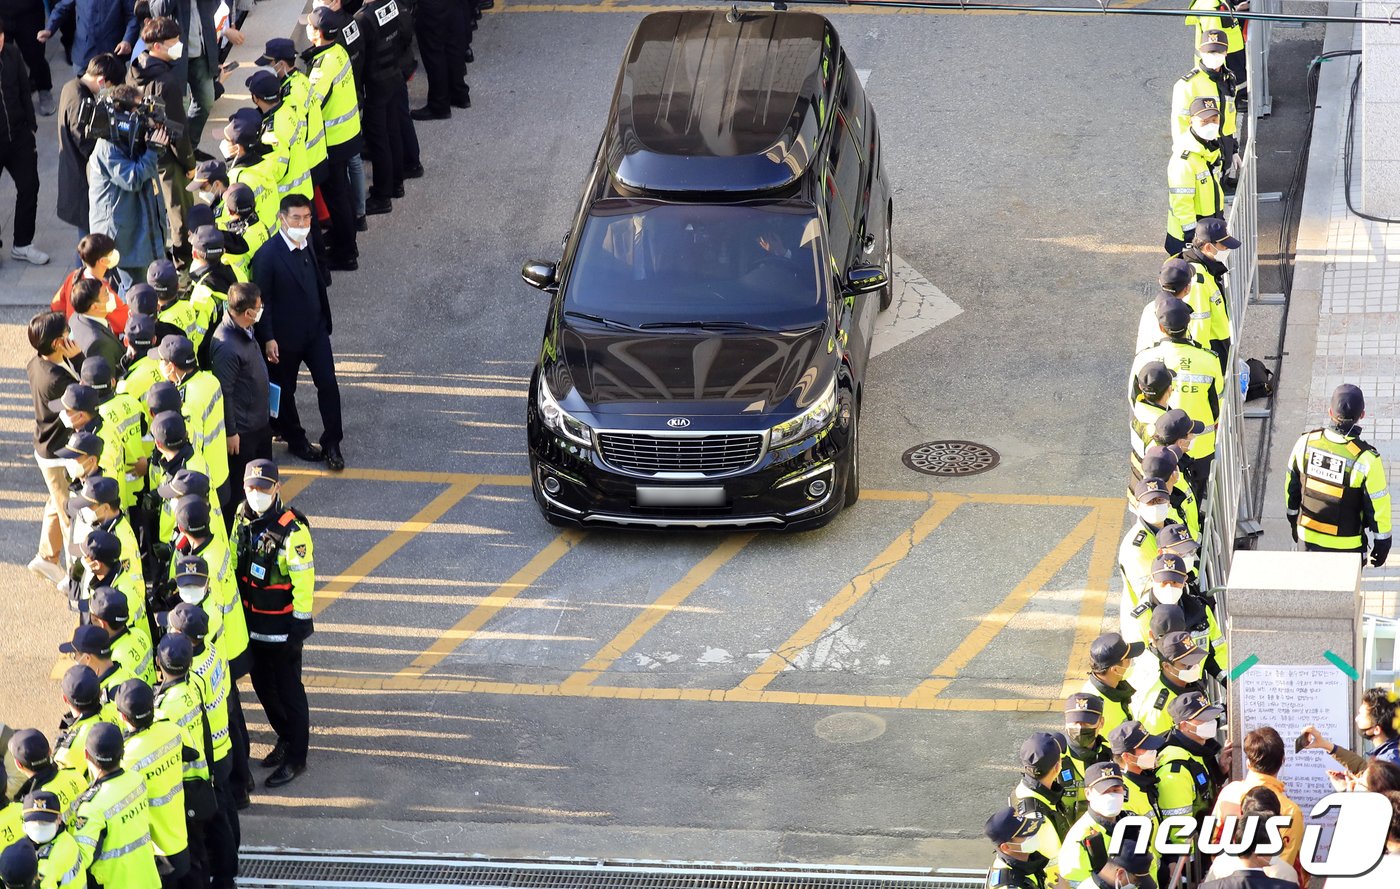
[{"xmin": 78, "ymin": 91, "xmax": 180, "ymax": 153}]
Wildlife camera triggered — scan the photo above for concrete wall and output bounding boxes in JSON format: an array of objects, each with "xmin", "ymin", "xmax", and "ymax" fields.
[{"xmin": 1362, "ymin": 21, "xmax": 1400, "ymax": 217}]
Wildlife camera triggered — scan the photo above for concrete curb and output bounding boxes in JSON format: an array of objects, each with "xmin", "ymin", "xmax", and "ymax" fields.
[{"xmin": 1257, "ymin": 1, "xmax": 1357, "ymax": 546}]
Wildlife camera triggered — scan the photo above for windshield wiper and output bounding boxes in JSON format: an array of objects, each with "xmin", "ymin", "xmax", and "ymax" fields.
[
  {"xmin": 563, "ymin": 311, "xmax": 638, "ymax": 331},
  {"xmin": 637, "ymin": 320, "xmax": 777, "ymax": 332}
]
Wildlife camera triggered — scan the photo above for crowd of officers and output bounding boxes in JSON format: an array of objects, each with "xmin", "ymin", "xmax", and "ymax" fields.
[{"xmin": 985, "ymin": 6, "xmax": 1398, "ymax": 889}]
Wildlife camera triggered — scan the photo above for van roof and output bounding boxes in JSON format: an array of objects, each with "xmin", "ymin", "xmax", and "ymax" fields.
[{"xmin": 607, "ymin": 10, "xmax": 839, "ymax": 194}]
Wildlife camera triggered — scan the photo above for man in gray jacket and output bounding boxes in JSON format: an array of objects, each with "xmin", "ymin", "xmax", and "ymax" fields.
[{"xmin": 211, "ymin": 281, "xmax": 271, "ymax": 521}]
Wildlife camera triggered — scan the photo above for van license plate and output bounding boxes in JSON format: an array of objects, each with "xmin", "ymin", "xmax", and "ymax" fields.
[{"xmin": 636, "ymin": 486, "xmax": 725, "ymax": 507}]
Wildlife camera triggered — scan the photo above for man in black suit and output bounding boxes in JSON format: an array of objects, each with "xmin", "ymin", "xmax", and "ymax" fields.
[
  {"xmin": 250, "ymin": 193, "xmax": 345, "ymax": 470},
  {"xmin": 68, "ymin": 278, "xmax": 125, "ymax": 368}
]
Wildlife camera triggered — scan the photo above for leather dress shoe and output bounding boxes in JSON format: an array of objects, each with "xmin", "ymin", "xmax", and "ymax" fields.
[
  {"xmin": 265, "ymin": 762, "xmax": 306, "ymax": 789},
  {"xmin": 356, "ymin": 216, "xmax": 368, "ymax": 232},
  {"xmin": 325, "ymin": 445, "xmax": 346, "ymax": 472},
  {"xmin": 365, "ymin": 196, "xmax": 392, "ymax": 215},
  {"xmin": 451, "ymin": 93, "xmax": 471, "ymax": 110},
  {"xmin": 392, "ymin": 184, "xmax": 405, "ymax": 199},
  {"xmin": 289, "ymin": 442, "xmax": 325, "ymax": 463},
  {"xmin": 261, "ymin": 740, "xmax": 288, "ymax": 768},
  {"xmin": 411, "ymin": 106, "xmax": 450, "ymax": 121},
  {"xmin": 466, "ymin": 48, "xmax": 474, "ymax": 64},
  {"xmin": 403, "ymin": 163, "xmax": 425, "ymax": 179},
  {"xmin": 327, "ymin": 256, "xmax": 358, "ymax": 272}
]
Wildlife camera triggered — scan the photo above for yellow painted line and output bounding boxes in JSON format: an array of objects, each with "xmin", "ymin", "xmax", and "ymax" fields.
[
  {"xmin": 304, "ymin": 673, "xmax": 1059, "ymax": 710},
  {"xmin": 50, "ymin": 656, "xmax": 69, "ymax": 681},
  {"xmin": 1059, "ymin": 504, "xmax": 1127, "ymax": 697},
  {"xmin": 277, "ymin": 472, "xmax": 318, "ymax": 504},
  {"xmin": 397, "ymin": 529, "xmax": 587, "ymax": 679},
  {"xmin": 312, "ymin": 480, "xmax": 480, "ymax": 617},
  {"xmin": 561, "ymin": 533, "xmax": 756, "ymax": 690},
  {"xmin": 737, "ymin": 493, "xmax": 966, "ymax": 692},
  {"xmin": 902, "ymin": 509, "xmax": 1100, "ymax": 706}
]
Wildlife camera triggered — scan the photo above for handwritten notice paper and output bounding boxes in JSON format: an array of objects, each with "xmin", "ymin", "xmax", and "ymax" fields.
[{"xmin": 1238, "ymin": 664, "xmax": 1352, "ymax": 856}]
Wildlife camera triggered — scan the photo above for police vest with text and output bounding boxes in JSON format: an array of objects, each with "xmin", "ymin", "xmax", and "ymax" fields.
[
  {"xmin": 237, "ymin": 507, "xmax": 310, "ymax": 640},
  {"xmin": 1298, "ymin": 430, "xmax": 1376, "ymax": 540}
]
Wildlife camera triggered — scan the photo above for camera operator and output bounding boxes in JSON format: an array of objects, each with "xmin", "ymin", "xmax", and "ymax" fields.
[
  {"xmin": 87, "ymin": 83, "xmax": 171, "ymax": 284},
  {"xmin": 129, "ymin": 16, "xmax": 193, "ymax": 265},
  {"xmin": 0, "ymin": 17, "xmax": 49, "ymax": 265},
  {"xmin": 57, "ymin": 53, "xmax": 123, "ymax": 250}
]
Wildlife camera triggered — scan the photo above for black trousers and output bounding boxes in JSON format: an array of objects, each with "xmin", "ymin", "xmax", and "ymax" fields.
[
  {"xmin": 269, "ymin": 332, "xmax": 343, "ymax": 450},
  {"xmin": 417, "ymin": 3, "xmax": 468, "ymax": 113},
  {"xmin": 226, "ymin": 425, "xmax": 273, "ymax": 527},
  {"xmin": 1182, "ymin": 453, "xmax": 1214, "ymax": 505},
  {"xmin": 362, "ymin": 80, "xmax": 405, "ymax": 199},
  {"xmin": 226, "ymin": 657, "xmax": 253, "ymax": 800},
  {"xmin": 181, "ymin": 816, "xmax": 208, "ymax": 889},
  {"xmin": 3, "ymin": 7, "xmax": 52, "ymax": 92},
  {"xmin": 0, "ymin": 131, "xmax": 41, "ymax": 248},
  {"xmin": 319, "ymin": 156, "xmax": 358, "ymax": 260},
  {"xmin": 208, "ymin": 755, "xmax": 239, "ymax": 887},
  {"xmin": 158, "ymin": 847, "xmax": 190, "ymax": 889},
  {"xmin": 249, "ymin": 638, "xmax": 310, "ymax": 767},
  {"xmin": 397, "ymin": 77, "xmax": 421, "ymax": 168}
]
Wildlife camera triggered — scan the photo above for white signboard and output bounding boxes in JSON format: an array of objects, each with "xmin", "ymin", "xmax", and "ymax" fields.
[{"xmin": 1238, "ymin": 664, "xmax": 1353, "ymax": 857}]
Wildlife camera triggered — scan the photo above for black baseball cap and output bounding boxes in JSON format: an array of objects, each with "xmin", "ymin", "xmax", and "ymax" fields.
[
  {"xmin": 173, "ymin": 554, "xmax": 209, "ymax": 586},
  {"xmin": 125, "ymin": 312, "xmax": 157, "ymax": 349},
  {"xmin": 302, "ymin": 6, "xmax": 345, "ymax": 33},
  {"xmin": 1189, "ymin": 96, "xmax": 1221, "ymax": 119},
  {"xmin": 56, "ymin": 430, "xmax": 103, "ymax": 461},
  {"xmin": 191, "ymin": 225, "xmax": 225, "ymax": 258},
  {"xmin": 1331, "ymin": 384, "xmax": 1365, "ymax": 420},
  {"xmin": 21, "ymin": 790, "xmax": 62, "ymax": 825},
  {"xmin": 1133, "ymin": 477, "xmax": 1171, "ymax": 503},
  {"xmin": 1198, "ymin": 28, "xmax": 1229, "ymax": 53},
  {"xmin": 80, "ymin": 528, "xmax": 121, "ymax": 564},
  {"xmin": 151, "ymin": 411, "xmax": 188, "ymax": 449},
  {"xmin": 0, "ymin": 840, "xmax": 38, "ymax": 886},
  {"xmin": 226, "ymin": 182, "xmax": 257, "ymax": 216},
  {"xmin": 1108, "ymin": 720, "xmax": 1167, "ymax": 755},
  {"xmin": 1110, "ymin": 848, "xmax": 1155, "ymax": 876},
  {"xmin": 257, "ymin": 37, "xmax": 297, "ymax": 65},
  {"xmin": 85, "ymin": 722, "xmax": 123, "ymax": 768},
  {"xmin": 1149, "ymin": 603, "xmax": 1186, "ymax": 639},
  {"xmin": 48, "ymin": 383, "xmax": 101, "ymax": 414},
  {"xmin": 7, "ymin": 729, "xmax": 52, "ymax": 770},
  {"xmin": 90, "ymin": 586, "xmax": 130, "ymax": 625},
  {"xmin": 1158, "ymin": 630, "xmax": 1208, "ymax": 666},
  {"xmin": 1155, "ymin": 523, "xmax": 1198, "ymax": 554},
  {"xmin": 157, "ymin": 335, "xmax": 197, "ymax": 369},
  {"xmin": 146, "ymin": 259, "xmax": 180, "ymax": 297},
  {"xmin": 1065, "ymin": 692, "xmax": 1105, "ymax": 723},
  {"xmin": 1136, "ymin": 361, "xmax": 1174, "ymax": 399},
  {"xmin": 126, "ymin": 284, "xmax": 158, "ymax": 317},
  {"xmin": 59, "ymin": 624, "xmax": 112, "ymax": 656},
  {"xmin": 80, "ymin": 355, "xmax": 114, "ymax": 391},
  {"xmin": 156, "ymin": 632, "xmax": 194, "ymax": 672},
  {"xmin": 1158, "ymin": 258, "xmax": 1194, "ymax": 292},
  {"xmin": 186, "ymin": 159, "xmax": 228, "ymax": 191},
  {"xmin": 157, "ymin": 468, "xmax": 210, "ymax": 501},
  {"xmin": 224, "ymin": 107, "xmax": 264, "ymax": 146},
  {"xmin": 145, "ymin": 380, "xmax": 182, "ymax": 415},
  {"xmin": 61, "ymin": 664, "xmax": 101, "ymax": 706},
  {"xmin": 114, "ymin": 678, "xmax": 155, "ymax": 723},
  {"xmin": 1019, "ymin": 731, "xmax": 1062, "ymax": 778},
  {"xmin": 71, "ymin": 474, "xmax": 120, "ymax": 509},
  {"xmin": 1084, "ymin": 761, "xmax": 1127, "ymax": 792},
  {"xmin": 244, "ymin": 458, "xmax": 280, "ymax": 490},
  {"xmin": 1151, "ymin": 553, "xmax": 1190, "ymax": 583},
  {"xmin": 1195, "ymin": 217, "xmax": 1240, "ymax": 249},
  {"xmin": 188, "ymin": 202, "xmax": 215, "ymax": 232},
  {"xmin": 246, "ymin": 68, "xmax": 282, "ymax": 101},
  {"xmin": 1154, "ymin": 408, "xmax": 1204, "ymax": 443},
  {"xmin": 1141, "ymin": 445, "xmax": 1180, "ymax": 481},
  {"xmin": 984, "ymin": 806, "xmax": 1042, "ymax": 846},
  {"xmin": 1167, "ymin": 689, "xmax": 1225, "ymax": 723},
  {"xmin": 160, "ymin": 601, "xmax": 210, "ymax": 639},
  {"xmin": 1155, "ymin": 296, "xmax": 1191, "ymax": 334},
  {"xmin": 174, "ymin": 495, "xmax": 211, "ymax": 536},
  {"xmin": 1089, "ymin": 632, "xmax": 1145, "ymax": 672}
]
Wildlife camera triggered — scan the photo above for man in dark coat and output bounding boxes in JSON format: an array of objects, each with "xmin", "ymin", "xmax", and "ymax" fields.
[
  {"xmin": 56, "ymin": 52, "xmax": 124, "ymax": 244},
  {"xmin": 0, "ymin": 21, "xmax": 46, "ymax": 264},
  {"xmin": 0, "ymin": 0, "xmax": 53, "ymax": 115},
  {"xmin": 211, "ymin": 282, "xmax": 273, "ymax": 518},
  {"xmin": 39, "ymin": 0, "xmax": 137, "ymax": 74},
  {"xmin": 68, "ymin": 278, "xmax": 126, "ymax": 368},
  {"xmin": 249, "ymin": 194, "xmax": 345, "ymax": 470},
  {"xmin": 129, "ymin": 16, "xmax": 194, "ymax": 264},
  {"xmin": 149, "ymin": 0, "xmax": 220, "ymax": 154}
]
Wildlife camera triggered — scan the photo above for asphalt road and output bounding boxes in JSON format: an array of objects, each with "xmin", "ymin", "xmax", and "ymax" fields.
[{"xmin": 0, "ymin": 0, "xmax": 1322, "ymax": 868}]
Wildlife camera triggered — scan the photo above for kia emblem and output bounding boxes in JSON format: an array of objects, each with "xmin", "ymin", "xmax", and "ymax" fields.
[{"xmin": 667, "ymin": 417, "xmax": 691, "ymax": 429}]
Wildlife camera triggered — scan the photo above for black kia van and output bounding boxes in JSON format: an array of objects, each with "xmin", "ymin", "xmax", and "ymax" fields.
[{"xmin": 522, "ymin": 8, "xmax": 893, "ymax": 530}]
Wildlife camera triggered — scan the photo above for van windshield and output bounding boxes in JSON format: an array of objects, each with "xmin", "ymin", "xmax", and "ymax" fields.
[{"xmin": 563, "ymin": 200, "xmax": 828, "ymax": 330}]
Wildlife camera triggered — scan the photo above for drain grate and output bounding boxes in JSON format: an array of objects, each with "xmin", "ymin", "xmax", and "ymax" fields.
[
  {"xmin": 236, "ymin": 851, "xmax": 989, "ymax": 889},
  {"xmin": 901, "ymin": 441, "xmax": 999, "ymax": 477}
]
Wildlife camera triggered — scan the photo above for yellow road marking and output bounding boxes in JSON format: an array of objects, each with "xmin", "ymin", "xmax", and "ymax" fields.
[
  {"xmin": 1060, "ymin": 504, "xmax": 1126, "ymax": 697},
  {"xmin": 736, "ymin": 493, "xmax": 965, "ymax": 692},
  {"xmin": 277, "ymin": 472, "xmax": 318, "ymax": 504},
  {"xmin": 396, "ymin": 529, "xmax": 587, "ymax": 679},
  {"xmin": 902, "ymin": 508, "xmax": 1101, "ymax": 706},
  {"xmin": 312, "ymin": 480, "xmax": 480, "ymax": 617},
  {"xmin": 493, "ymin": 0, "xmax": 1155, "ymax": 16},
  {"xmin": 561, "ymin": 533, "xmax": 756, "ymax": 690}
]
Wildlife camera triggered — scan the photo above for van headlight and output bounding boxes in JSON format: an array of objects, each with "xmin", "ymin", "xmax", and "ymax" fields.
[
  {"xmin": 537, "ymin": 378, "xmax": 593, "ymax": 448},
  {"xmin": 769, "ymin": 378, "xmax": 838, "ymax": 448}
]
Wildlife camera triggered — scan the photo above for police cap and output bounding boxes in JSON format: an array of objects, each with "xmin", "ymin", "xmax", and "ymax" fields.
[
  {"xmin": 7, "ymin": 729, "xmax": 52, "ymax": 770},
  {"xmin": 1155, "ymin": 295, "xmax": 1192, "ymax": 334},
  {"xmin": 1189, "ymin": 96, "xmax": 1221, "ymax": 120},
  {"xmin": 151, "ymin": 410, "xmax": 189, "ymax": 449},
  {"xmin": 173, "ymin": 554, "xmax": 210, "ymax": 586},
  {"xmin": 174, "ymin": 495, "xmax": 211, "ymax": 536},
  {"xmin": 156, "ymin": 632, "xmax": 194, "ymax": 673},
  {"xmin": 145, "ymin": 382, "xmax": 182, "ymax": 417},
  {"xmin": 80, "ymin": 528, "xmax": 121, "ymax": 565},
  {"xmin": 61, "ymin": 664, "xmax": 101, "ymax": 706},
  {"xmin": 21, "ymin": 790, "xmax": 62, "ymax": 824},
  {"xmin": 246, "ymin": 69, "xmax": 282, "ymax": 101},
  {"xmin": 1151, "ymin": 552, "xmax": 1190, "ymax": 584},
  {"xmin": 1136, "ymin": 361, "xmax": 1174, "ymax": 399},
  {"xmin": 1198, "ymin": 28, "xmax": 1229, "ymax": 53},
  {"xmin": 302, "ymin": 6, "xmax": 345, "ymax": 34},
  {"xmin": 1154, "ymin": 408, "xmax": 1204, "ymax": 444},
  {"xmin": 161, "ymin": 601, "xmax": 211, "ymax": 640},
  {"xmin": 1167, "ymin": 689, "xmax": 1225, "ymax": 724},
  {"xmin": 147, "ymin": 259, "xmax": 180, "ymax": 297},
  {"xmin": 244, "ymin": 458, "xmax": 280, "ymax": 490},
  {"xmin": 80, "ymin": 355, "xmax": 114, "ymax": 391},
  {"xmin": 224, "ymin": 107, "xmax": 264, "ymax": 146},
  {"xmin": 55, "ymin": 430, "xmax": 103, "ymax": 461},
  {"xmin": 71, "ymin": 474, "xmax": 120, "ymax": 509},
  {"xmin": 186, "ymin": 159, "xmax": 228, "ymax": 193},
  {"xmin": 984, "ymin": 806, "xmax": 1042, "ymax": 846},
  {"xmin": 0, "ymin": 840, "xmax": 38, "ymax": 887},
  {"xmin": 1195, "ymin": 217, "xmax": 1241, "ymax": 249},
  {"xmin": 114, "ymin": 678, "xmax": 155, "ymax": 724},
  {"xmin": 1084, "ymin": 761, "xmax": 1127, "ymax": 793},
  {"xmin": 1141, "ymin": 445, "xmax": 1180, "ymax": 481},
  {"xmin": 192, "ymin": 225, "xmax": 225, "ymax": 258},
  {"xmin": 1158, "ymin": 630, "xmax": 1208, "ymax": 666},
  {"xmin": 226, "ymin": 182, "xmax": 258, "ymax": 217},
  {"xmin": 125, "ymin": 312, "xmax": 157, "ymax": 349},
  {"xmin": 1133, "ymin": 477, "xmax": 1171, "ymax": 503},
  {"xmin": 85, "ymin": 722, "xmax": 123, "ymax": 768},
  {"xmin": 1158, "ymin": 258, "xmax": 1194, "ymax": 293},
  {"xmin": 187, "ymin": 202, "xmax": 215, "ymax": 231},
  {"xmin": 126, "ymin": 284, "xmax": 159, "ymax": 317},
  {"xmin": 158, "ymin": 468, "xmax": 210, "ymax": 501},
  {"xmin": 58, "ymin": 624, "xmax": 112, "ymax": 657},
  {"xmin": 1155, "ymin": 523, "xmax": 1198, "ymax": 554},
  {"xmin": 90, "ymin": 586, "xmax": 130, "ymax": 625},
  {"xmin": 1331, "ymin": 383, "xmax": 1365, "ymax": 421},
  {"xmin": 1064, "ymin": 692, "xmax": 1104, "ymax": 724},
  {"xmin": 157, "ymin": 335, "xmax": 197, "ymax": 369},
  {"xmin": 47, "ymin": 382, "xmax": 100, "ymax": 415},
  {"xmin": 1089, "ymin": 632, "xmax": 1145, "ymax": 672},
  {"xmin": 1149, "ymin": 603, "xmax": 1186, "ymax": 639},
  {"xmin": 1019, "ymin": 731, "xmax": 1062, "ymax": 778},
  {"xmin": 256, "ymin": 37, "xmax": 298, "ymax": 66},
  {"xmin": 1108, "ymin": 720, "xmax": 1167, "ymax": 755},
  {"xmin": 1109, "ymin": 847, "xmax": 1155, "ymax": 877}
]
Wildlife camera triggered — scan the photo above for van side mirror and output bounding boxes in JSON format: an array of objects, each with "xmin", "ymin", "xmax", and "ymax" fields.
[
  {"xmin": 844, "ymin": 264, "xmax": 887, "ymax": 295},
  {"xmin": 521, "ymin": 260, "xmax": 559, "ymax": 292}
]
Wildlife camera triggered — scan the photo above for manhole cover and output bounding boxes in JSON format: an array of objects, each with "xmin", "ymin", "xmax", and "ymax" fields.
[
  {"xmin": 814, "ymin": 712, "xmax": 887, "ymax": 744},
  {"xmin": 902, "ymin": 441, "xmax": 1000, "ymax": 477}
]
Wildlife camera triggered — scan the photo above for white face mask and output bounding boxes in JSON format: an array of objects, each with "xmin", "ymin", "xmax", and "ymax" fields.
[
  {"xmin": 1199, "ymin": 52, "xmax": 1227, "ymax": 71},
  {"xmin": 219, "ymin": 139, "xmax": 237, "ymax": 161},
  {"xmin": 1136, "ymin": 749, "xmax": 1159, "ymax": 769},
  {"xmin": 1179, "ymin": 553, "xmax": 1198, "ymax": 572},
  {"xmin": 64, "ymin": 459, "xmax": 86, "ymax": 479},
  {"xmin": 1138, "ymin": 502, "xmax": 1170, "ymax": 525},
  {"xmin": 198, "ymin": 190, "xmax": 217, "ymax": 204},
  {"xmin": 1176, "ymin": 662, "xmax": 1205, "ymax": 684},
  {"xmin": 78, "ymin": 506, "xmax": 98, "ymax": 526},
  {"xmin": 285, "ymin": 225, "xmax": 312, "ymax": 245},
  {"xmin": 23, "ymin": 822, "xmax": 60, "ymax": 845},
  {"xmin": 246, "ymin": 489, "xmax": 276, "ymax": 514},
  {"xmin": 1213, "ymin": 247, "xmax": 1231, "ymax": 261},
  {"xmin": 1193, "ymin": 719, "xmax": 1219, "ymax": 741},
  {"xmin": 1015, "ymin": 829, "xmax": 1044, "ymax": 856},
  {"xmin": 305, "ymin": 24, "xmax": 318, "ymax": 43},
  {"xmin": 1194, "ymin": 122, "xmax": 1221, "ymax": 141},
  {"xmin": 59, "ymin": 411, "xmax": 76, "ymax": 429},
  {"xmin": 1088, "ymin": 791, "xmax": 1126, "ymax": 818},
  {"xmin": 167, "ymin": 40, "xmax": 184, "ymax": 60},
  {"xmin": 252, "ymin": 306, "xmax": 265, "ymax": 323},
  {"xmin": 1153, "ymin": 583, "xmax": 1184, "ymax": 605},
  {"xmin": 178, "ymin": 585, "xmax": 207, "ymax": 605}
]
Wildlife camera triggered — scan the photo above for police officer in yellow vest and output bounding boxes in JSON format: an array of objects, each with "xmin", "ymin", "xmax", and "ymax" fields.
[
  {"xmin": 159, "ymin": 604, "xmax": 234, "ymax": 780},
  {"xmin": 1118, "ymin": 479, "xmax": 1177, "ymax": 622},
  {"xmin": 51, "ymin": 387, "xmax": 133, "ymax": 513},
  {"xmin": 1128, "ymin": 554, "xmax": 1227, "ymax": 684},
  {"xmin": 113, "ymin": 680, "xmax": 189, "ymax": 886},
  {"xmin": 18, "ymin": 790, "xmax": 86, "ymax": 889},
  {"xmin": 218, "ymin": 184, "xmax": 275, "ymax": 283},
  {"xmin": 187, "ymin": 228, "xmax": 238, "ymax": 362},
  {"xmin": 984, "ymin": 806, "xmax": 1050, "ymax": 889},
  {"xmin": 1106, "ymin": 722, "xmax": 1164, "ymax": 830},
  {"xmin": 7, "ymin": 732, "xmax": 89, "ymax": 826},
  {"xmin": 1186, "ymin": 0, "xmax": 1247, "ymax": 95},
  {"xmin": 1140, "ymin": 258, "xmax": 1231, "ymax": 374},
  {"xmin": 70, "ymin": 476, "xmax": 143, "ymax": 594},
  {"xmin": 51, "ymin": 667, "xmax": 117, "ymax": 774},
  {"xmin": 1156, "ymin": 692, "xmax": 1227, "ymax": 826},
  {"xmin": 156, "ymin": 337, "xmax": 228, "ymax": 509},
  {"xmin": 118, "ymin": 315, "xmax": 165, "ymax": 405},
  {"xmin": 1166, "ymin": 97, "xmax": 1225, "ymax": 256},
  {"xmin": 68, "ymin": 530, "xmax": 145, "ymax": 628},
  {"xmin": 1080, "ymin": 634, "xmax": 1146, "ymax": 738},
  {"xmin": 1131, "ymin": 298, "xmax": 1223, "ymax": 498},
  {"xmin": 1143, "ymin": 448, "xmax": 1199, "ymax": 540},
  {"xmin": 0, "ymin": 841, "xmax": 37, "ymax": 889},
  {"xmin": 304, "ymin": 6, "xmax": 362, "ymax": 270},
  {"xmin": 1131, "ymin": 631, "xmax": 1212, "ymax": 736},
  {"xmin": 247, "ymin": 69, "xmax": 314, "ymax": 203},
  {"xmin": 1010, "ymin": 732, "xmax": 1072, "ymax": 887},
  {"xmin": 257, "ymin": 39, "xmax": 328, "ymax": 186},
  {"xmin": 1058, "ymin": 762, "xmax": 1140, "ymax": 886},
  {"xmin": 69, "ymin": 723, "xmax": 161, "ymax": 888},
  {"xmin": 1171, "ymin": 29, "xmax": 1239, "ymax": 158},
  {"xmin": 233, "ymin": 459, "xmax": 316, "ymax": 790},
  {"xmin": 80, "ymin": 358, "xmax": 147, "ymax": 512},
  {"xmin": 1075, "ymin": 848, "xmax": 1155, "ymax": 889},
  {"xmin": 1061, "ymin": 694, "xmax": 1113, "ymax": 823},
  {"xmin": 1179, "ymin": 216, "xmax": 1237, "ymax": 298},
  {"xmin": 89, "ymin": 587, "xmax": 155, "ymax": 687},
  {"xmin": 60, "ymin": 626, "xmax": 135, "ymax": 709},
  {"xmin": 1130, "ymin": 364, "xmax": 1174, "ymax": 486},
  {"xmin": 220, "ymin": 112, "xmax": 284, "ymax": 235},
  {"xmin": 1286, "ymin": 383, "xmax": 1392, "ymax": 564}
]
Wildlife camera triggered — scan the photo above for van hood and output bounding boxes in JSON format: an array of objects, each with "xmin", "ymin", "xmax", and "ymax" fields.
[{"xmin": 550, "ymin": 322, "xmax": 833, "ymax": 419}]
